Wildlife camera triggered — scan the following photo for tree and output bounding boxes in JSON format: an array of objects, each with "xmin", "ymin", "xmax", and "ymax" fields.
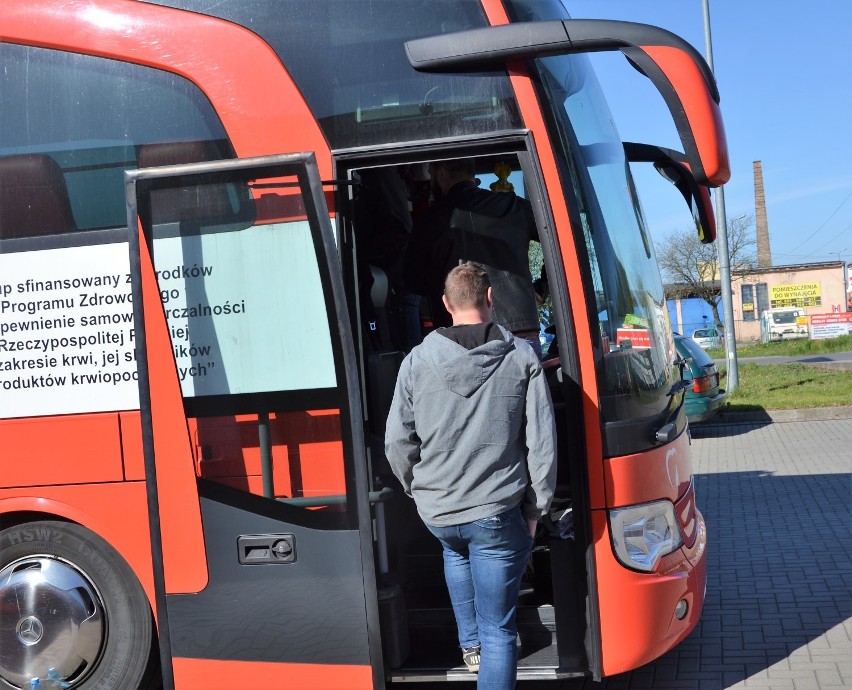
[
  {"xmin": 656, "ymin": 213, "xmax": 756, "ymax": 324},
  {"xmin": 528, "ymin": 241, "xmax": 552, "ymax": 327}
]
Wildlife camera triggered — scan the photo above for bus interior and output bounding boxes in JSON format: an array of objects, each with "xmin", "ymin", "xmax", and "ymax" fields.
[{"xmin": 338, "ymin": 153, "xmax": 588, "ymax": 678}]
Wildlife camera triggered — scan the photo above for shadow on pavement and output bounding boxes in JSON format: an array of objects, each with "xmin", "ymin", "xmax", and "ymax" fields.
[{"xmin": 690, "ymin": 417, "xmax": 772, "ymax": 438}]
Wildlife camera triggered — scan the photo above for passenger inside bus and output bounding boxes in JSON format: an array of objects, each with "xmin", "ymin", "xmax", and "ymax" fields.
[
  {"xmin": 352, "ymin": 166, "xmax": 421, "ymax": 352},
  {"xmin": 351, "ymin": 157, "xmax": 546, "ymax": 349},
  {"xmin": 404, "ymin": 158, "xmax": 542, "ymax": 357}
]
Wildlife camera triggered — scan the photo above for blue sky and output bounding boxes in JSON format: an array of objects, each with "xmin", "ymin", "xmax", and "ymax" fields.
[{"xmin": 567, "ymin": 1, "xmax": 852, "ymax": 266}]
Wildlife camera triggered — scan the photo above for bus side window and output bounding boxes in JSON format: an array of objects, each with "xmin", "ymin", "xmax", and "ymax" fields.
[
  {"xmin": 0, "ymin": 153, "xmax": 77, "ymax": 239},
  {"xmin": 136, "ymin": 140, "xmax": 251, "ymax": 233}
]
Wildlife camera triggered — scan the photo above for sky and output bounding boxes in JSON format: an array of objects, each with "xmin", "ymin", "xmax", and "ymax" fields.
[{"xmin": 566, "ymin": 1, "xmax": 852, "ymax": 267}]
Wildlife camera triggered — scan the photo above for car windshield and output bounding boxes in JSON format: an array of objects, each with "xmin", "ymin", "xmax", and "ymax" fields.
[
  {"xmin": 773, "ymin": 312, "xmax": 798, "ymax": 324},
  {"xmin": 693, "ymin": 329, "xmax": 714, "ymax": 338},
  {"xmin": 678, "ymin": 337, "xmax": 714, "ymax": 367}
]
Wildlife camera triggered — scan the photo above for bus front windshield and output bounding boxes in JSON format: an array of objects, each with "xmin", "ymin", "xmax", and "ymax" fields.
[
  {"xmin": 509, "ymin": 0, "xmax": 675, "ymax": 425},
  {"xmin": 547, "ymin": 53, "xmax": 674, "ymax": 422}
]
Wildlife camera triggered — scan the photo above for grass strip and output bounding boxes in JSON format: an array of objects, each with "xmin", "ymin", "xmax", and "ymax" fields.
[
  {"xmin": 708, "ymin": 334, "xmax": 852, "ymax": 359},
  {"xmin": 721, "ymin": 363, "xmax": 852, "ymax": 411}
]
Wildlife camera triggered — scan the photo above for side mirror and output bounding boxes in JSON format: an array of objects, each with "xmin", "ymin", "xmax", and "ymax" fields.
[
  {"xmin": 673, "ymin": 353, "xmax": 692, "ymax": 386},
  {"xmin": 624, "ymin": 143, "xmax": 716, "ymax": 244},
  {"xmin": 405, "ymin": 19, "xmax": 730, "ymax": 187}
]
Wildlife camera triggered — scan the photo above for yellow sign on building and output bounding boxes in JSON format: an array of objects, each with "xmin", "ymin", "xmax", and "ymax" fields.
[{"xmin": 770, "ymin": 282, "xmax": 822, "ymax": 308}]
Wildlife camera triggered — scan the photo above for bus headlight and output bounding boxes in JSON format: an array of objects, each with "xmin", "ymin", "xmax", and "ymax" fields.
[{"xmin": 609, "ymin": 500, "xmax": 683, "ymax": 572}]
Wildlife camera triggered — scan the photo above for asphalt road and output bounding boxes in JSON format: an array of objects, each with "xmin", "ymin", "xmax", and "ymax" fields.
[{"xmin": 718, "ymin": 351, "xmax": 852, "ymax": 370}]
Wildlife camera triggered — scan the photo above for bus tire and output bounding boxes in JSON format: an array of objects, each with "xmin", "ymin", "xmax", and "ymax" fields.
[{"xmin": 0, "ymin": 520, "xmax": 161, "ymax": 690}]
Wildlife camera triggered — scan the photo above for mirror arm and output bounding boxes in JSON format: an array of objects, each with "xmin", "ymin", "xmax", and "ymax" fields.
[{"xmin": 623, "ymin": 142, "xmax": 716, "ymax": 244}]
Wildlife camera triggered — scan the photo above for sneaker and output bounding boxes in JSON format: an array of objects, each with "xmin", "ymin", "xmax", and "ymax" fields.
[{"xmin": 462, "ymin": 645, "xmax": 481, "ymax": 673}]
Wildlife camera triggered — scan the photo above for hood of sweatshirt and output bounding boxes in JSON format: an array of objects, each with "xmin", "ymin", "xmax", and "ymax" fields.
[{"xmin": 423, "ymin": 325, "xmax": 516, "ymax": 398}]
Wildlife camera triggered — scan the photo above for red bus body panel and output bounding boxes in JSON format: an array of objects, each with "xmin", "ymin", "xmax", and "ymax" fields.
[
  {"xmin": 0, "ymin": 414, "xmax": 126, "ymax": 486},
  {"xmin": 592, "ymin": 506, "xmax": 707, "ymax": 675},
  {"xmin": 172, "ymin": 658, "xmax": 373, "ymax": 690},
  {"xmin": 598, "ymin": 411, "xmax": 705, "ymax": 674},
  {"xmin": 604, "ymin": 432, "xmax": 693, "ymax": 507},
  {"xmin": 0, "ymin": 484, "xmax": 155, "ymax": 603}
]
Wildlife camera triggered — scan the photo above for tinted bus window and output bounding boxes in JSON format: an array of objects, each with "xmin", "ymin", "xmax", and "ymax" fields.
[
  {"xmin": 0, "ymin": 43, "xmax": 230, "ymax": 237},
  {"xmin": 507, "ymin": 0, "xmax": 675, "ymax": 425},
  {"xmin": 542, "ymin": 55, "xmax": 673, "ymax": 421},
  {"xmin": 0, "ymin": 42, "xmax": 231, "ymax": 416},
  {"xmin": 147, "ymin": 0, "xmax": 522, "ymax": 149},
  {"xmin": 147, "ymin": 182, "xmax": 337, "ymax": 399}
]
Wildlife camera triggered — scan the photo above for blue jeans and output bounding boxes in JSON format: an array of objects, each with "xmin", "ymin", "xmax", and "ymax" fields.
[{"xmin": 426, "ymin": 506, "xmax": 533, "ymax": 690}]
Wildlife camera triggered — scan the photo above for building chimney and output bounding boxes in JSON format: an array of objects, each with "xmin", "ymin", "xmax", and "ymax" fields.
[{"xmin": 753, "ymin": 160, "xmax": 772, "ymax": 267}]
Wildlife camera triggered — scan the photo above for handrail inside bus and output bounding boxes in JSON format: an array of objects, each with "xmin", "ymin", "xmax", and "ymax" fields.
[{"xmin": 277, "ymin": 486, "xmax": 394, "ymax": 508}]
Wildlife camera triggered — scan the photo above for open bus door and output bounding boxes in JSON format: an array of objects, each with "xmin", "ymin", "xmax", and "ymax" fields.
[{"xmin": 126, "ymin": 153, "xmax": 383, "ymax": 689}]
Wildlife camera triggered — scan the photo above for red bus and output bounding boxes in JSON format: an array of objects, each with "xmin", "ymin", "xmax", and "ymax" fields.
[{"xmin": 0, "ymin": 1, "xmax": 728, "ymax": 688}]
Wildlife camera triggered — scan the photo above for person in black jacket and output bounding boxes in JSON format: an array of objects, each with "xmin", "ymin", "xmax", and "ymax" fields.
[
  {"xmin": 354, "ymin": 166, "xmax": 422, "ymax": 351},
  {"xmin": 404, "ymin": 159, "xmax": 541, "ymax": 355}
]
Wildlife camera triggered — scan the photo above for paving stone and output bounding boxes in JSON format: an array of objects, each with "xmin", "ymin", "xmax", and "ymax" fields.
[{"xmin": 546, "ymin": 415, "xmax": 852, "ymax": 690}]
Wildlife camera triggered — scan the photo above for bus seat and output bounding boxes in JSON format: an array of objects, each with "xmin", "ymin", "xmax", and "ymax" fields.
[
  {"xmin": 368, "ymin": 349, "xmax": 404, "ymax": 437},
  {"xmin": 137, "ymin": 140, "xmax": 249, "ymax": 227},
  {"xmin": 369, "ymin": 263, "xmax": 390, "ymax": 314},
  {"xmin": 365, "ymin": 265, "xmax": 405, "ymax": 469},
  {"xmin": 0, "ymin": 153, "xmax": 77, "ymax": 239}
]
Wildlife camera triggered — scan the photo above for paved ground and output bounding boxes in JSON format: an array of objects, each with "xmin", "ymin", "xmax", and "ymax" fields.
[{"xmin": 513, "ymin": 411, "xmax": 852, "ymax": 690}]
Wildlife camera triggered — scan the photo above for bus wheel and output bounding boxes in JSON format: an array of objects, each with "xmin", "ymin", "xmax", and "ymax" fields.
[{"xmin": 0, "ymin": 520, "xmax": 160, "ymax": 689}]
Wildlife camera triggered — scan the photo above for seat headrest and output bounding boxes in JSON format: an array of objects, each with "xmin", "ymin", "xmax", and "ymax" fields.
[
  {"xmin": 369, "ymin": 265, "xmax": 389, "ymax": 309},
  {"xmin": 137, "ymin": 141, "xmax": 241, "ymax": 226},
  {"xmin": 137, "ymin": 140, "xmax": 220, "ymax": 169},
  {"xmin": 0, "ymin": 154, "xmax": 77, "ymax": 239}
]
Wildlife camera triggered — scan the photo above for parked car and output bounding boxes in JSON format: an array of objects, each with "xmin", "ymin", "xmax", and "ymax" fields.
[
  {"xmin": 690, "ymin": 326, "xmax": 723, "ymax": 350},
  {"xmin": 674, "ymin": 334, "xmax": 726, "ymax": 423}
]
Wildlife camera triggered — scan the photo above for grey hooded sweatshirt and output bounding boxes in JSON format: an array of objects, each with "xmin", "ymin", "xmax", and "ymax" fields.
[{"xmin": 385, "ymin": 324, "xmax": 556, "ymax": 527}]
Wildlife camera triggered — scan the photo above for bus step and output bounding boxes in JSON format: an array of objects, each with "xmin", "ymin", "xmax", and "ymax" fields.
[
  {"xmin": 387, "ymin": 627, "xmax": 566, "ymax": 682},
  {"xmin": 406, "ymin": 603, "xmax": 556, "ymax": 632},
  {"xmin": 393, "ymin": 605, "xmax": 558, "ymax": 674},
  {"xmin": 389, "ymin": 665, "xmax": 582, "ymax": 684}
]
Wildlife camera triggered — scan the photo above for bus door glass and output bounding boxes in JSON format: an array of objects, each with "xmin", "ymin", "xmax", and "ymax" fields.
[{"xmin": 127, "ymin": 154, "xmax": 380, "ymax": 687}]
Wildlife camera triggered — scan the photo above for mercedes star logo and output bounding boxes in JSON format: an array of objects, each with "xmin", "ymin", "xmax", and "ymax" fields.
[{"xmin": 16, "ymin": 616, "xmax": 44, "ymax": 646}]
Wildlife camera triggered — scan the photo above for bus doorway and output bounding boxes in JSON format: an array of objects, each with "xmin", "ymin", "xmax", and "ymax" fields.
[{"xmin": 338, "ymin": 146, "xmax": 591, "ymax": 682}]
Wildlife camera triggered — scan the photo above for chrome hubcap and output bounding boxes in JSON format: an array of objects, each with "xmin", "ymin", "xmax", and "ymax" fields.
[{"xmin": 0, "ymin": 557, "xmax": 105, "ymax": 688}]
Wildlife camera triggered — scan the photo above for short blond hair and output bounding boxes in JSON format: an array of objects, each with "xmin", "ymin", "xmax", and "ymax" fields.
[{"xmin": 444, "ymin": 262, "xmax": 491, "ymax": 311}]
